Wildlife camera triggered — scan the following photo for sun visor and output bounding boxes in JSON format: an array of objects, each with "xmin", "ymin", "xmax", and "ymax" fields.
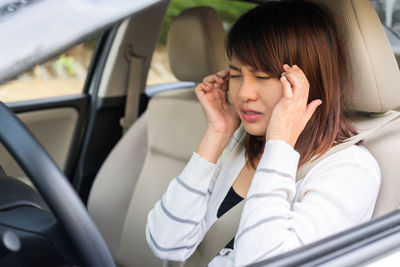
[{"xmin": 0, "ymin": 0, "xmax": 168, "ymax": 83}]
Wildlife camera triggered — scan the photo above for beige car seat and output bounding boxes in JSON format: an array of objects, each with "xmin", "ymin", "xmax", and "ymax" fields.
[
  {"xmin": 88, "ymin": 6, "xmax": 228, "ymax": 267},
  {"xmin": 88, "ymin": 0, "xmax": 400, "ymax": 266},
  {"xmin": 312, "ymin": 0, "xmax": 400, "ymax": 218}
]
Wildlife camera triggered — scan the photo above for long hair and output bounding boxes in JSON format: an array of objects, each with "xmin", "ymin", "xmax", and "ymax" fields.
[{"xmin": 225, "ymin": 1, "xmax": 357, "ymax": 167}]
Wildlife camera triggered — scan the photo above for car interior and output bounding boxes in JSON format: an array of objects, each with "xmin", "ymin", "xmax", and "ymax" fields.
[
  {"xmin": 89, "ymin": 0, "xmax": 400, "ymax": 266},
  {"xmin": 2, "ymin": 0, "xmax": 400, "ymax": 266},
  {"xmin": 88, "ymin": 5, "xmax": 228, "ymax": 266}
]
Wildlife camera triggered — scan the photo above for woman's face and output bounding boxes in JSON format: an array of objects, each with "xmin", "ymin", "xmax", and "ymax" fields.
[{"xmin": 229, "ymin": 56, "xmax": 283, "ymax": 136}]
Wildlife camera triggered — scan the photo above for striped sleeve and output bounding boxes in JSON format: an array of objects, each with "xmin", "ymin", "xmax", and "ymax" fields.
[
  {"xmin": 233, "ymin": 140, "xmax": 381, "ymax": 266},
  {"xmin": 146, "ymin": 152, "xmax": 220, "ymax": 261}
]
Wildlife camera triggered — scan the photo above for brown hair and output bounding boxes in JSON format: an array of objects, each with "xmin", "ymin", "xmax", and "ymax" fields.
[{"xmin": 225, "ymin": 1, "xmax": 357, "ymax": 167}]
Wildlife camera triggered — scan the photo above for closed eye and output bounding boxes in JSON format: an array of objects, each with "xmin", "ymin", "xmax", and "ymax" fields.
[
  {"xmin": 230, "ymin": 75, "xmax": 242, "ymax": 78},
  {"xmin": 256, "ymin": 76, "xmax": 272, "ymax": 80}
]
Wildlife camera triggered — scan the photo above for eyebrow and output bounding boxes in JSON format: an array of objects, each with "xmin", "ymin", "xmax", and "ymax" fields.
[
  {"xmin": 229, "ymin": 64, "xmax": 271, "ymax": 77},
  {"xmin": 229, "ymin": 64, "xmax": 241, "ymax": 72},
  {"xmin": 229, "ymin": 64, "xmax": 261, "ymax": 74}
]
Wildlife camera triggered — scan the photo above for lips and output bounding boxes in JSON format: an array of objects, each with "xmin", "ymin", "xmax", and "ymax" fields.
[{"xmin": 241, "ymin": 108, "xmax": 262, "ymax": 122}]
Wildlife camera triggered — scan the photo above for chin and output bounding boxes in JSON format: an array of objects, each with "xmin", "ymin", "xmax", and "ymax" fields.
[{"xmin": 242, "ymin": 122, "xmax": 266, "ymax": 137}]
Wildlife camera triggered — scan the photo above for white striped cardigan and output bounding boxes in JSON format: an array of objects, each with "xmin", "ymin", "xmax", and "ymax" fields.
[{"xmin": 146, "ymin": 128, "xmax": 381, "ymax": 266}]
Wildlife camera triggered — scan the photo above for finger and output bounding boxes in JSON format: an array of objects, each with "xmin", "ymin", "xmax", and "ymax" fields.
[
  {"xmin": 199, "ymin": 83, "xmax": 213, "ymax": 94},
  {"xmin": 222, "ymin": 72, "xmax": 230, "ymax": 91},
  {"xmin": 282, "ymin": 64, "xmax": 291, "ymax": 71},
  {"xmin": 194, "ymin": 84, "xmax": 206, "ymax": 101},
  {"xmin": 282, "ymin": 65, "xmax": 309, "ymax": 100},
  {"xmin": 282, "ymin": 68, "xmax": 301, "ymax": 91},
  {"xmin": 217, "ymin": 69, "xmax": 231, "ymax": 85},
  {"xmin": 213, "ymin": 82, "xmax": 222, "ymax": 90},
  {"xmin": 203, "ymin": 80, "xmax": 219, "ymax": 91},
  {"xmin": 281, "ymin": 69, "xmax": 294, "ymax": 98},
  {"xmin": 216, "ymin": 68, "xmax": 230, "ymax": 78},
  {"xmin": 280, "ymin": 76, "xmax": 293, "ymax": 99},
  {"xmin": 281, "ymin": 66, "xmax": 298, "ymax": 88},
  {"xmin": 283, "ymin": 64, "xmax": 303, "ymax": 83},
  {"xmin": 305, "ymin": 99, "xmax": 322, "ymax": 121},
  {"xmin": 199, "ymin": 83, "xmax": 207, "ymax": 90},
  {"xmin": 292, "ymin": 65, "xmax": 306, "ymax": 80},
  {"xmin": 195, "ymin": 83, "xmax": 204, "ymax": 92},
  {"xmin": 292, "ymin": 65, "xmax": 310, "ymax": 98},
  {"xmin": 292, "ymin": 65, "xmax": 304, "ymax": 75},
  {"xmin": 203, "ymin": 74, "xmax": 225, "ymax": 84}
]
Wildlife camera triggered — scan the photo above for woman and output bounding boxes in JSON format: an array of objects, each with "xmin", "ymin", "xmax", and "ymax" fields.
[{"xmin": 146, "ymin": 1, "xmax": 381, "ymax": 266}]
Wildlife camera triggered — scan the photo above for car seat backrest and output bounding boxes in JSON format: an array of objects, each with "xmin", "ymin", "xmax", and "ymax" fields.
[
  {"xmin": 313, "ymin": 0, "xmax": 400, "ymax": 113},
  {"xmin": 311, "ymin": 0, "xmax": 400, "ymax": 218},
  {"xmin": 88, "ymin": 6, "xmax": 227, "ymax": 266},
  {"xmin": 87, "ymin": 113, "xmax": 148, "ymax": 260},
  {"xmin": 119, "ymin": 89, "xmax": 207, "ymax": 267},
  {"xmin": 168, "ymin": 6, "xmax": 229, "ymax": 82}
]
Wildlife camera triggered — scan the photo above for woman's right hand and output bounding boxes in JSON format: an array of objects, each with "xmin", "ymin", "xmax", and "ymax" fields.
[{"xmin": 195, "ymin": 69, "xmax": 240, "ymax": 138}]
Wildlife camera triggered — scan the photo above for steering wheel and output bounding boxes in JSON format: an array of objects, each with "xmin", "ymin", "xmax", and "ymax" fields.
[{"xmin": 0, "ymin": 102, "xmax": 116, "ymax": 267}]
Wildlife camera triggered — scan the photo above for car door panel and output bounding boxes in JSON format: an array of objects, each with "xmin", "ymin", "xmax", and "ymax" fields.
[
  {"xmin": 0, "ymin": 94, "xmax": 90, "ymax": 185},
  {"xmin": 0, "ymin": 107, "xmax": 77, "ymax": 181}
]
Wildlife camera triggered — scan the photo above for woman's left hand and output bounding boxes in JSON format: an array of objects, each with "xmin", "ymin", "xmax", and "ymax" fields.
[{"xmin": 265, "ymin": 64, "xmax": 322, "ymax": 148}]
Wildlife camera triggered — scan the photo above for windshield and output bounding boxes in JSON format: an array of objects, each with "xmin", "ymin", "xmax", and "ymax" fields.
[{"xmin": 0, "ymin": 0, "xmax": 165, "ymax": 83}]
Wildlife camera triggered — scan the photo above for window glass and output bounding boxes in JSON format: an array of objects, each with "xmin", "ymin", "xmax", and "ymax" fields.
[
  {"xmin": 146, "ymin": 0, "xmax": 256, "ymax": 86},
  {"xmin": 0, "ymin": 37, "xmax": 98, "ymax": 103},
  {"xmin": 371, "ymin": 0, "xmax": 400, "ymax": 65}
]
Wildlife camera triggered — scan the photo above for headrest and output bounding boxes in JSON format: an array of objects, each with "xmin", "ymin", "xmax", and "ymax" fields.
[
  {"xmin": 312, "ymin": 0, "xmax": 400, "ymax": 113},
  {"xmin": 167, "ymin": 6, "xmax": 229, "ymax": 83}
]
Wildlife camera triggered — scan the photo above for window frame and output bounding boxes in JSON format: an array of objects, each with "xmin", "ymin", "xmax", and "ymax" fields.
[{"xmin": 251, "ymin": 209, "xmax": 400, "ymax": 266}]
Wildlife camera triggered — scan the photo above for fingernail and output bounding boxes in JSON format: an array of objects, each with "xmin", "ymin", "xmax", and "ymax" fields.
[
  {"xmin": 293, "ymin": 65, "xmax": 298, "ymax": 69},
  {"xmin": 281, "ymin": 76, "xmax": 287, "ymax": 81},
  {"xmin": 283, "ymin": 64, "xmax": 289, "ymax": 68}
]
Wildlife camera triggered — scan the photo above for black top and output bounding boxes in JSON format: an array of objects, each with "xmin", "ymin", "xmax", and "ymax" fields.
[{"xmin": 216, "ymin": 186, "xmax": 244, "ymax": 249}]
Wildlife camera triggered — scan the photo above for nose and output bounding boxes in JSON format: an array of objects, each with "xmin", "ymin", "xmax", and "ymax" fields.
[{"xmin": 238, "ymin": 77, "xmax": 258, "ymax": 102}]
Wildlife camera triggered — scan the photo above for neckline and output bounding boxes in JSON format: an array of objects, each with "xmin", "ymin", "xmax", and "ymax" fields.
[
  {"xmin": 209, "ymin": 142, "xmax": 246, "ymax": 220},
  {"xmin": 230, "ymin": 186, "xmax": 244, "ymax": 200}
]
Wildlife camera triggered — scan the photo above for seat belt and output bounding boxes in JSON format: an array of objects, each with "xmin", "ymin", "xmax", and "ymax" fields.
[
  {"xmin": 184, "ymin": 110, "xmax": 400, "ymax": 267},
  {"xmin": 120, "ymin": 47, "xmax": 147, "ymax": 134}
]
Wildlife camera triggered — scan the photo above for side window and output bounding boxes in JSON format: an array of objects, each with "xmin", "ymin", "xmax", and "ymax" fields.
[
  {"xmin": 146, "ymin": 0, "xmax": 256, "ymax": 87},
  {"xmin": 0, "ymin": 37, "xmax": 98, "ymax": 103},
  {"xmin": 371, "ymin": 0, "xmax": 400, "ymax": 65}
]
